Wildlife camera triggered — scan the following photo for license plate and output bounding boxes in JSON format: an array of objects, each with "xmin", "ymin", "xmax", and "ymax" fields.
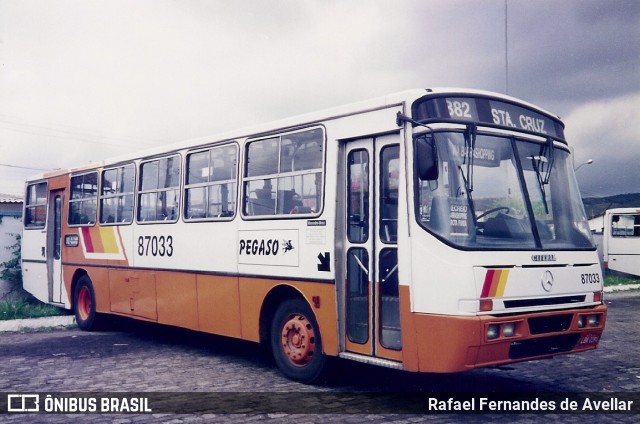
[{"xmin": 578, "ymin": 332, "xmax": 600, "ymax": 346}]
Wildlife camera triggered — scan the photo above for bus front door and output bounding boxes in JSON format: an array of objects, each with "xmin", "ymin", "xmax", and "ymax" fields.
[
  {"xmin": 47, "ymin": 190, "xmax": 65, "ymax": 304},
  {"xmin": 341, "ymin": 135, "xmax": 402, "ymax": 362}
]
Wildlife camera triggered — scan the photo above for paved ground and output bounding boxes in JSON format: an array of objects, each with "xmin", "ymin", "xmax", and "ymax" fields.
[{"xmin": 0, "ymin": 291, "xmax": 638, "ymax": 423}]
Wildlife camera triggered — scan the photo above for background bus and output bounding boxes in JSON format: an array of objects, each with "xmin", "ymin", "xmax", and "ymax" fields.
[
  {"xmin": 22, "ymin": 88, "xmax": 606, "ymax": 383},
  {"xmin": 603, "ymin": 207, "xmax": 640, "ymax": 277}
]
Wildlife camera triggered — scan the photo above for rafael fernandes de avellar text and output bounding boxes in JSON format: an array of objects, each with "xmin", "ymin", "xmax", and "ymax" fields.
[{"xmin": 427, "ymin": 397, "xmax": 634, "ymax": 412}]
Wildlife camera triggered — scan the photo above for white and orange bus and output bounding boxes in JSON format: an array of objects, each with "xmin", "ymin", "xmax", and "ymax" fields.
[{"xmin": 22, "ymin": 88, "xmax": 606, "ymax": 382}]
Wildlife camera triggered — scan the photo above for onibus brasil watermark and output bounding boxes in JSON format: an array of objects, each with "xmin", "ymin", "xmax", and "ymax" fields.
[
  {"xmin": 6, "ymin": 394, "xmax": 151, "ymax": 413},
  {"xmin": 3, "ymin": 392, "xmax": 637, "ymax": 414}
]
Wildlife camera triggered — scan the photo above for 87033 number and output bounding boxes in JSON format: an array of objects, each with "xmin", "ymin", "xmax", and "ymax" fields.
[
  {"xmin": 137, "ymin": 235, "xmax": 174, "ymax": 257},
  {"xmin": 581, "ymin": 273, "xmax": 600, "ymax": 284}
]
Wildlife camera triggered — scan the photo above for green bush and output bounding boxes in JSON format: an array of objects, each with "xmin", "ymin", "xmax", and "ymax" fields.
[
  {"xmin": 604, "ymin": 274, "xmax": 640, "ymax": 287},
  {"xmin": 0, "ymin": 233, "xmax": 69, "ymax": 320},
  {"xmin": 0, "ymin": 233, "xmax": 22, "ymax": 286}
]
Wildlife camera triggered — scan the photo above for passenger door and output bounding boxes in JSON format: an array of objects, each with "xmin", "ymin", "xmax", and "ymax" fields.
[
  {"xmin": 47, "ymin": 190, "xmax": 65, "ymax": 304},
  {"xmin": 340, "ymin": 134, "xmax": 402, "ymax": 361}
]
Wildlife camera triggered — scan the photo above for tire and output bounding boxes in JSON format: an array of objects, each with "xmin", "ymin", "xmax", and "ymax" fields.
[
  {"xmin": 73, "ymin": 275, "xmax": 101, "ymax": 331},
  {"xmin": 270, "ymin": 298, "xmax": 326, "ymax": 384}
]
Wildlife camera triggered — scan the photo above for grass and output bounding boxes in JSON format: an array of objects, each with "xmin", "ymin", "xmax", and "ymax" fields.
[
  {"xmin": 604, "ymin": 274, "xmax": 640, "ymax": 288},
  {"xmin": 0, "ymin": 298, "xmax": 69, "ymax": 321}
]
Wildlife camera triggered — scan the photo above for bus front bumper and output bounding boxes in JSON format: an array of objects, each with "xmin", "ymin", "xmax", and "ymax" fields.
[{"xmin": 402, "ymin": 304, "xmax": 607, "ymax": 373}]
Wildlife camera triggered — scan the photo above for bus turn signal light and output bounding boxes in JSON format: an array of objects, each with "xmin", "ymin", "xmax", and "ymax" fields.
[
  {"xmin": 479, "ymin": 299, "xmax": 493, "ymax": 312},
  {"xmin": 593, "ymin": 291, "xmax": 602, "ymax": 303}
]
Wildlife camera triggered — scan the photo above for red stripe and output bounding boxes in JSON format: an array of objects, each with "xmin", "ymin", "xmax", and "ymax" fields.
[
  {"xmin": 82, "ymin": 227, "xmax": 94, "ymax": 252},
  {"xmin": 481, "ymin": 269, "xmax": 495, "ymax": 298}
]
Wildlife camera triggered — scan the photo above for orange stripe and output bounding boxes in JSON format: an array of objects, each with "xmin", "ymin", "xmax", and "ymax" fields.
[
  {"xmin": 88, "ymin": 226, "xmax": 104, "ymax": 253},
  {"xmin": 487, "ymin": 270, "xmax": 501, "ymax": 297}
]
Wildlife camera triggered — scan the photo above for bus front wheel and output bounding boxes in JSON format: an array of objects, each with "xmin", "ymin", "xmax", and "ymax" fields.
[
  {"xmin": 74, "ymin": 275, "xmax": 101, "ymax": 331},
  {"xmin": 270, "ymin": 298, "xmax": 326, "ymax": 383}
]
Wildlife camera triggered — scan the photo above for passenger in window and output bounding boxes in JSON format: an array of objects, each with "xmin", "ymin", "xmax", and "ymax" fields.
[{"xmin": 256, "ymin": 180, "xmax": 273, "ymax": 200}]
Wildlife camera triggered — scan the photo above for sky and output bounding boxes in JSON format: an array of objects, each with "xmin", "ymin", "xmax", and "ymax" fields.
[{"xmin": 0, "ymin": 0, "xmax": 638, "ymax": 198}]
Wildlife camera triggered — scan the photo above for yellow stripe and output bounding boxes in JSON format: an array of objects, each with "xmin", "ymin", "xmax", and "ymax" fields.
[
  {"xmin": 99, "ymin": 226, "xmax": 119, "ymax": 254},
  {"xmin": 495, "ymin": 269, "xmax": 509, "ymax": 297}
]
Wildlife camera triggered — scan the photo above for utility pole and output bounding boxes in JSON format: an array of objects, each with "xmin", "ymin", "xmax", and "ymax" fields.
[{"xmin": 504, "ymin": 0, "xmax": 509, "ymax": 94}]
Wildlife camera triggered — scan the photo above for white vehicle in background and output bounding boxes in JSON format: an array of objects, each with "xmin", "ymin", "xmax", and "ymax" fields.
[{"xmin": 603, "ymin": 208, "xmax": 640, "ymax": 277}]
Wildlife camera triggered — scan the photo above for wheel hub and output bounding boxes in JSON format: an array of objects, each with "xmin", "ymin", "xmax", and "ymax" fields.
[
  {"xmin": 78, "ymin": 286, "xmax": 91, "ymax": 321},
  {"xmin": 281, "ymin": 314, "xmax": 316, "ymax": 366}
]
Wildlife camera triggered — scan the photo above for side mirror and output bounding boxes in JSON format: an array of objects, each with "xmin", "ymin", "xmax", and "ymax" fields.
[{"xmin": 415, "ymin": 134, "xmax": 439, "ymax": 181}]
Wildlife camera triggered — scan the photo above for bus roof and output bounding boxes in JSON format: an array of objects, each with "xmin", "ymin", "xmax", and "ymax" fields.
[{"xmin": 26, "ymin": 87, "xmax": 562, "ymax": 182}]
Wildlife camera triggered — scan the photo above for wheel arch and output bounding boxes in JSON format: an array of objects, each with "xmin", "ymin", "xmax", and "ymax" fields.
[{"xmin": 259, "ymin": 284, "xmax": 311, "ymax": 346}]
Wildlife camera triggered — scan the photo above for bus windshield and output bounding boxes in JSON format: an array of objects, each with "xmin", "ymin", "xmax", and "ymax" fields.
[{"xmin": 415, "ymin": 131, "xmax": 595, "ymax": 250}]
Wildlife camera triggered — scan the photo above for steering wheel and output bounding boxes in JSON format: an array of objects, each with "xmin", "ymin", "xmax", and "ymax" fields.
[{"xmin": 476, "ymin": 206, "xmax": 511, "ymax": 221}]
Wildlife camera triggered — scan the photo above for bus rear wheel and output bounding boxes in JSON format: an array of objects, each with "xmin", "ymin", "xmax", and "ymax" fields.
[
  {"xmin": 270, "ymin": 298, "xmax": 326, "ymax": 383},
  {"xmin": 74, "ymin": 275, "xmax": 101, "ymax": 331}
]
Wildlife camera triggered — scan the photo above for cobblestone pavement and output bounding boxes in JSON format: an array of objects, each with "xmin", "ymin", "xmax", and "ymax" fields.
[{"xmin": 0, "ymin": 291, "xmax": 638, "ymax": 423}]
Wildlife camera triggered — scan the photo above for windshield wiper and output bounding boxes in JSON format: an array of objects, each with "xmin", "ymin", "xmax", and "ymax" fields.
[
  {"xmin": 529, "ymin": 137, "xmax": 555, "ymax": 214},
  {"xmin": 458, "ymin": 124, "xmax": 477, "ymax": 219},
  {"xmin": 542, "ymin": 137, "xmax": 555, "ymax": 184}
]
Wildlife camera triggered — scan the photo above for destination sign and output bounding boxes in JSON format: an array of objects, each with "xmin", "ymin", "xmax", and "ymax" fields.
[{"xmin": 412, "ymin": 95, "xmax": 565, "ymax": 140}]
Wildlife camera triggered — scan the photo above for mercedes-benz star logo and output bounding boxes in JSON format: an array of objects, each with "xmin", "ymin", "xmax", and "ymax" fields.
[{"xmin": 541, "ymin": 270, "xmax": 554, "ymax": 292}]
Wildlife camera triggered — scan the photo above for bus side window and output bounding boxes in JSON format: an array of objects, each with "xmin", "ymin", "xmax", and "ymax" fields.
[
  {"xmin": 137, "ymin": 156, "xmax": 181, "ymax": 223},
  {"xmin": 612, "ymin": 214, "xmax": 640, "ymax": 237},
  {"xmin": 243, "ymin": 128, "xmax": 324, "ymax": 218},
  {"xmin": 185, "ymin": 144, "xmax": 238, "ymax": 221},
  {"xmin": 69, "ymin": 172, "xmax": 98, "ymax": 226},
  {"xmin": 100, "ymin": 164, "xmax": 135, "ymax": 225}
]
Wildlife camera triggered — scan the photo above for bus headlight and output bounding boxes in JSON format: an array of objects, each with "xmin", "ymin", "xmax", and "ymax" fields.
[
  {"xmin": 503, "ymin": 322, "xmax": 516, "ymax": 337},
  {"xmin": 578, "ymin": 314, "xmax": 600, "ymax": 328},
  {"xmin": 487, "ymin": 324, "xmax": 500, "ymax": 340}
]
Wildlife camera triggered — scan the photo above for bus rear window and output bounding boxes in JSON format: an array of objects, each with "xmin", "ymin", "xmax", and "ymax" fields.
[{"xmin": 24, "ymin": 182, "xmax": 48, "ymax": 229}]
